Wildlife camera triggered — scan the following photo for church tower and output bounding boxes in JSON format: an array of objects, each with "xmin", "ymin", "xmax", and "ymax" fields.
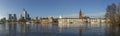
[{"xmin": 79, "ymin": 9, "xmax": 83, "ymax": 19}]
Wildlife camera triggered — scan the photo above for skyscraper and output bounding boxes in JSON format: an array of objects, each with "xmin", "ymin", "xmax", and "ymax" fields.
[
  {"xmin": 8, "ymin": 14, "xmax": 17, "ymax": 21},
  {"xmin": 8, "ymin": 14, "xmax": 12, "ymax": 21},
  {"xmin": 13, "ymin": 14, "xmax": 17, "ymax": 20},
  {"xmin": 19, "ymin": 14, "xmax": 23, "ymax": 18},
  {"xmin": 23, "ymin": 8, "xmax": 31, "ymax": 21},
  {"xmin": 79, "ymin": 10, "xmax": 83, "ymax": 19},
  {"xmin": 23, "ymin": 8, "xmax": 28, "ymax": 19}
]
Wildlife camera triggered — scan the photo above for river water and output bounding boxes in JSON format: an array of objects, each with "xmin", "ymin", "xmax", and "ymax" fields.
[{"xmin": 0, "ymin": 23, "xmax": 120, "ymax": 36}]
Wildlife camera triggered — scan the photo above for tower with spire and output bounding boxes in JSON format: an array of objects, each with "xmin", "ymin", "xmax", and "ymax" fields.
[{"xmin": 79, "ymin": 9, "xmax": 83, "ymax": 19}]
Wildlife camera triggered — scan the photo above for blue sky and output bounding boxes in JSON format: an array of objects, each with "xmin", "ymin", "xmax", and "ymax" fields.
[{"xmin": 0, "ymin": 0, "xmax": 120, "ymax": 19}]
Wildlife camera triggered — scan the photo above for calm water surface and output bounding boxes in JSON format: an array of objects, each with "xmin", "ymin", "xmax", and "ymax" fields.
[{"xmin": 0, "ymin": 23, "xmax": 120, "ymax": 36}]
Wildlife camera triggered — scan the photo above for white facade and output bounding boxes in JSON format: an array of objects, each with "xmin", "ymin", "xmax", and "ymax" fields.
[{"xmin": 58, "ymin": 18, "xmax": 106, "ymax": 24}]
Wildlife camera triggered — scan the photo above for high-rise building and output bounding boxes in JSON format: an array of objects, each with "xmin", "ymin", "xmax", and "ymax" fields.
[
  {"xmin": 35, "ymin": 16, "xmax": 38, "ymax": 20},
  {"xmin": 8, "ymin": 14, "xmax": 12, "ymax": 21},
  {"xmin": 23, "ymin": 8, "xmax": 28, "ymax": 19},
  {"xmin": 79, "ymin": 10, "xmax": 83, "ymax": 19},
  {"xmin": 18, "ymin": 14, "xmax": 22, "ymax": 20},
  {"xmin": 13, "ymin": 14, "xmax": 17, "ymax": 20},
  {"xmin": 23, "ymin": 8, "xmax": 31, "ymax": 21},
  {"xmin": 20, "ymin": 14, "xmax": 23, "ymax": 18},
  {"xmin": 0, "ymin": 17, "xmax": 6, "ymax": 23},
  {"xmin": 8, "ymin": 14, "xmax": 17, "ymax": 21}
]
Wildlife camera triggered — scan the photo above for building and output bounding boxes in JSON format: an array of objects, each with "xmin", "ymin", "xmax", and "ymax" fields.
[
  {"xmin": 57, "ymin": 9, "xmax": 106, "ymax": 24},
  {"xmin": 19, "ymin": 14, "xmax": 23, "ymax": 19},
  {"xmin": 0, "ymin": 17, "xmax": 6, "ymax": 23},
  {"xmin": 8, "ymin": 14, "xmax": 17, "ymax": 22},
  {"xmin": 79, "ymin": 10, "xmax": 83, "ymax": 19},
  {"xmin": 13, "ymin": 14, "xmax": 17, "ymax": 21},
  {"xmin": 58, "ymin": 18, "xmax": 106, "ymax": 24},
  {"xmin": 23, "ymin": 8, "xmax": 31, "ymax": 21},
  {"xmin": 23, "ymin": 8, "xmax": 28, "ymax": 18},
  {"xmin": 8, "ymin": 14, "xmax": 13, "ymax": 21},
  {"xmin": 40, "ymin": 17, "xmax": 53, "ymax": 24}
]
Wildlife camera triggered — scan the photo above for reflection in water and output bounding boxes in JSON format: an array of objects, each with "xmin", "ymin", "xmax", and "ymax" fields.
[
  {"xmin": 0, "ymin": 23, "xmax": 120, "ymax": 36},
  {"xmin": 79, "ymin": 24, "xmax": 83, "ymax": 36},
  {"xmin": 8, "ymin": 24, "xmax": 17, "ymax": 36},
  {"xmin": 105, "ymin": 25, "xmax": 120, "ymax": 36}
]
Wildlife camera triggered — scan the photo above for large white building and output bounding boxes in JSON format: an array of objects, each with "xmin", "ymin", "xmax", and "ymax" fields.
[
  {"xmin": 58, "ymin": 18, "xmax": 106, "ymax": 24},
  {"xmin": 58, "ymin": 9, "xmax": 106, "ymax": 24}
]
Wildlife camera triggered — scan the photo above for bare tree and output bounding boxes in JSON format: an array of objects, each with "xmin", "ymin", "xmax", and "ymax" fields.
[
  {"xmin": 105, "ymin": 3, "xmax": 117, "ymax": 24},
  {"xmin": 117, "ymin": 3, "xmax": 120, "ymax": 24},
  {"xmin": 105, "ymin": 3, "xmax": 120, "ymax": 25}
]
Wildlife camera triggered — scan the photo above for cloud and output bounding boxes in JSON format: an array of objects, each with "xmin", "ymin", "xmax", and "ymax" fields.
[{"xmin": 0, "ymin": 15, "xmax": 6, "ymax": 19}]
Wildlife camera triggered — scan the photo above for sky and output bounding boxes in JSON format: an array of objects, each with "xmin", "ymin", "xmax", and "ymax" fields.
[{"xmin": 0, "ymin": 0, "xmax": 120, "ymax": 19}]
